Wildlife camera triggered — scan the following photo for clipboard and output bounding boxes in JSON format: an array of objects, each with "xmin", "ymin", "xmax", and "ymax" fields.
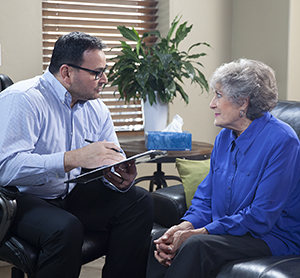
[{"xmin": 65, "ymin": 149, "xmax": 168, "ymax": 184}]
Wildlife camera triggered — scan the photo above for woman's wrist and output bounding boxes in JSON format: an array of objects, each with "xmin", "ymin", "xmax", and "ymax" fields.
[{"xmin": 178, "ymin": 221, "xmax": 194, "ymax": 230}]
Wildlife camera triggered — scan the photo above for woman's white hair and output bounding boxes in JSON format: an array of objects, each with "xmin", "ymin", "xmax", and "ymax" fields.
[{"xmin": 209, "ymin": 58, "xmax": 278, "ymax": 120}]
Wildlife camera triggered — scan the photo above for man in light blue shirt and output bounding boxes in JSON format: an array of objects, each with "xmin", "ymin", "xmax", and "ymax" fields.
[{"xmin": 0, "ymin": 32, "xmax": 153, "ymax": 278}]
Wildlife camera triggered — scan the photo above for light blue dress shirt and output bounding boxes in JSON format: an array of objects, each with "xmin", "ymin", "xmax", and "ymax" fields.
[
  {"xmin": 182, "ymin": 112, "xmax": 300, "ymax": 256},
  {"xmin": 0, "ymin": 70, "xmax": 123, "ymax": 198}
]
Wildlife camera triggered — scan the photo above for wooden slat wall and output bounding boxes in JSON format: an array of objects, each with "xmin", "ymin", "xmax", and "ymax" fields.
[{"xmin": 42, "ymin": 0, "xmax": 158, "ymax": 133}]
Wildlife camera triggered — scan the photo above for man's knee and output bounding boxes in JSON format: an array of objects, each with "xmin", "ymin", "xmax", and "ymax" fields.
[
  {"xmin": 132, "ymin": 186, "xmax": 154, "ymax": 223},
  {"xmin": 46, "ymin": 214, "xmax": 84, "ymax": 249},
  {"xmin": 116, "ymin": 186, "xmax": 153, "ymax": 232},
  {"xmin": 135, "ymin": 186, "xmax": 153, "ymax": 208}
]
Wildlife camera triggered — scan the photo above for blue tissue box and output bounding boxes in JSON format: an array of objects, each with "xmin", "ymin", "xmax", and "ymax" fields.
[{"xmin": 145, "ymin": 131, "xmax": 192, "ymax": 151}]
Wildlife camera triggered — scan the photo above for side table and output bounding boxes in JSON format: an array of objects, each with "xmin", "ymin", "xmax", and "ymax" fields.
[{"xmin": 120, "ymin": 140, "xmax": 213, "ymax": 191}]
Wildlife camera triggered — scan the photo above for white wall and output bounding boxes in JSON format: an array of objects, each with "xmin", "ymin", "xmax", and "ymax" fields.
[
  {"xmin": 0, "ymin": 0, "xmax": 43, "ymax": 82},
  {"xmin": 287, "ymin": 0, "xmax": 300, "ymax": 101},
  {"xmin": 231, "ymin": 0, "xmax": 290, "ymax": 100}
]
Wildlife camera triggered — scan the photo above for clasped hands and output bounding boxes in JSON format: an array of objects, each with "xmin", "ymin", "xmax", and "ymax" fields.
[{"xmin": 154, "ymin": 221, "xmax": 209, "ymax": 267}]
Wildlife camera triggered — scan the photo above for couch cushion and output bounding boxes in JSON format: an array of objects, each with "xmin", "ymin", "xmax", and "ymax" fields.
[{"xmin": 175, "ymin": 158, "xmax": 210, "ymax": 208}]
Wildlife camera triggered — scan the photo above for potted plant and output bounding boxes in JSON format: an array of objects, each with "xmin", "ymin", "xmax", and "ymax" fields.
[
  {"xmin": 107, "ymin": 15, "xmax": 211, "ymax": 106},
  {"xmin": 106, "ymin": 15, "xmax": 211, "ymax": 132}
]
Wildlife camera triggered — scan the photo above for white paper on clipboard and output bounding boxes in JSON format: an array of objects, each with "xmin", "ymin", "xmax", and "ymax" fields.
[{"xmin": 65, "ymin": 149, "xmax": 168, "ymax": 184}]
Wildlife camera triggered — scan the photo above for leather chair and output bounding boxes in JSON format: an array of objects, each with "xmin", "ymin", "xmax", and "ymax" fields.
[
  {"xmin": 0, "ymin": 75, "xmax": 107, "ymax": 278},
  {"xmin": 151, "ymin": 100, "xmax": 300, "ymax": 277},
  {"xmin": 0, "ymin": 74, "xmax": 13, "ymax": 91},
  {"xmin": 0, "ymin": 185, "xmax": 108, "ymax": 278}
]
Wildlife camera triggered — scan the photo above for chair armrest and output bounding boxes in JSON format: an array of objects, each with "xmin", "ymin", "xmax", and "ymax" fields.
[
  {"xmin": 151, "ymin": 184, "xmax": 187, "ymax": 228},
  {"xmin": 216, "ymin": 255, "xmax": 300, "ymax": 278},
  {"xmin": 0, "ymin": 186, "xmax": 19, "ymax": 245}
]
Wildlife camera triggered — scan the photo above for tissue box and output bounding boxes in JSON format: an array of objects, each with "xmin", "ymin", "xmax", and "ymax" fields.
[{"xmin": 145, "ymin": 131, "xmax": 192, "ymax": 151}]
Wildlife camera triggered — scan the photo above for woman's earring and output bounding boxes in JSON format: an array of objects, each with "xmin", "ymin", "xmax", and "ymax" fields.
[{"xmin": 239, "ymin": 110, "xmax": 245, "ymax": 117}]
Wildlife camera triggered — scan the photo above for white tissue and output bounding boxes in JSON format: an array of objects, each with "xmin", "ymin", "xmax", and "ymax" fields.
[{"xmin": 162, "ymin": 114, "xmax": 183, "ymax": 133}]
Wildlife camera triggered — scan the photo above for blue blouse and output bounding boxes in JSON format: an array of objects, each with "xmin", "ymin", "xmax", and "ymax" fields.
[{"xmin": 182, "ymin": 112, "xmax": 300, "ymax": 256}]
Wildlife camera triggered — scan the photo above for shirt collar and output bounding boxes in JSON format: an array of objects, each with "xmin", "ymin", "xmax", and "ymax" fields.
[
  {"xmin": 43, "ymin": 69, "xmax": 73, "ymax": 107},
  {"xmin": 42, "ymin": 69, "xmax": 97, "ymax": 109},
  {"xmin": 230, "ymin": 112, "xmax": 271, "ymax": 154}
]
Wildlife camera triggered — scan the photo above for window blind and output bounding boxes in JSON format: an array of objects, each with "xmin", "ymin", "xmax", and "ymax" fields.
[{"xmin": 42, "ymin": 0, "xmax": 159, "ymax": 135}]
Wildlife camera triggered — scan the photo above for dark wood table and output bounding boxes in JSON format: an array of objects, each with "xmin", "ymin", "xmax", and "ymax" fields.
[{"xmin": 120, "ymin": 140, "xmax": 213, "ymax": 191}]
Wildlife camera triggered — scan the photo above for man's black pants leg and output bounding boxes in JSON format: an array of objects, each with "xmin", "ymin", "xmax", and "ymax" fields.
[
  {"xmin": 66, "ymin": 181, "xmax": 154, "ymax": 278},
  {"xmin": 11, "ymin": 181, "xmax": 153, "ymax": 278}
]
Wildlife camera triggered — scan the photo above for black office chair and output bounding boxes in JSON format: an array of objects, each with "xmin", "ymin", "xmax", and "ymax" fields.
[
  {"xmin": 0, "ymin": 75, "xmax": 107, "ymax": 277},
  {"xmin": 0, "ymin": 74, "xmax": 13, "ymax": 92},
  {"xmin": 0, "ymin": 184, "xmax": 108, "ymax": 277},
  {"xmin": 0, "ymin": 74, "xmax": 16, "ymax": 245}
]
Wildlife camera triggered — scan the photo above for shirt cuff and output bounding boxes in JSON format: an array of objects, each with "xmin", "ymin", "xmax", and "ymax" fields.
[
  {"xmin": 102, "ymin": 177, "xmax": 134, "ymax": 193},
  {"xmin": 204, "ymin": 221, "xmax": 225, "ymax": 235},
  {"xmin": 44, "ymin": 152, "xmax": 66, "ymax": 178}
]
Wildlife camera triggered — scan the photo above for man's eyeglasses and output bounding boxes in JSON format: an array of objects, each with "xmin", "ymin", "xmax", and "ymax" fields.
[{"xmin": 67, "ymin": 64, "xmax": 107, "ymax": 80}]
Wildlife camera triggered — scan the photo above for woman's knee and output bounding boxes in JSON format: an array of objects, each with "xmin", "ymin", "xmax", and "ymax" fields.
[{"xmin": 179, "ymin": 234, "xmax": 211, "ymax": 256}]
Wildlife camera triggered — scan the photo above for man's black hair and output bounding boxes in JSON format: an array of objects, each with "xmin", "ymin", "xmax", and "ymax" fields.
[{"xmin": 49, "ymin": 31, "xmax": 107, "ymax": 74}]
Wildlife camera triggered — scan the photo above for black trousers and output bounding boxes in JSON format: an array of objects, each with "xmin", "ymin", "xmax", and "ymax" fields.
[
  {"xmin": 11, "ymin": 181, "xmax": 154, "ymax": 278},
  {"xmin": 147, "ymin": 229, "xmax": 272, "ymax": 278}
]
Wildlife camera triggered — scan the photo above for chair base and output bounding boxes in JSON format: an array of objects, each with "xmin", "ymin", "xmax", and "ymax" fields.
[
  {"xmin": 11, "ymin": 266, "xmax": 39, "ymax": 278},
  {"xmin": 11, "ymin": 267, "xmax": 24, "ymax": 278}
]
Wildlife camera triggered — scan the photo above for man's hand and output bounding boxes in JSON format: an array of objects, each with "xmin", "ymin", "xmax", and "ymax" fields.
[
  {"xmin": 64, "ymin": 140, "xmax": 125, "ymax": 172},
  {"xmin": 104, "ymin": 161, "xmax": 137, "ymax": 190},
  {"xmin": 154, "ymin": 221, "xmax": 209, "ymax": 267},
  {"xmin": 64, "ymin": 140, "xmax": 137, "ymax": 190}
]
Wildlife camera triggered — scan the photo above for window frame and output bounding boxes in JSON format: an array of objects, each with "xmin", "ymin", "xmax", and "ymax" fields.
[{"xmin": 42, "ymin": 0, "xmax": 159, "ymax": 136}]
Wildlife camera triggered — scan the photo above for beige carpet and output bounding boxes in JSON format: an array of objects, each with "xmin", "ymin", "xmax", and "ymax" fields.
[{"xmin": 0, "ymin": 257, "xmax": 105, "ymax": 278}]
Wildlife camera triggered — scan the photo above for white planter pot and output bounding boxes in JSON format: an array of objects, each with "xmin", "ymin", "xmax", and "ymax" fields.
[{"xmin": 142, "ymin": 92, "xmax": 168, "ymax": 132}]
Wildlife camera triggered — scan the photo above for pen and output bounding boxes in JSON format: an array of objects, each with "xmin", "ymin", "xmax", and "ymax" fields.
[{"xmin": 84, "ymin": 139, "xmax": 123, "ymax": 153}]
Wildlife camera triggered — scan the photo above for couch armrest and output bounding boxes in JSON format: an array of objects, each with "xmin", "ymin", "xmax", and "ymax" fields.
[
  {"xmin": 216, "ymin": 255, "xmax": 300, "ymax": 278},
  {"xmin": 151, "ymin": 184, "xmax": 187, "ymax": 228}
]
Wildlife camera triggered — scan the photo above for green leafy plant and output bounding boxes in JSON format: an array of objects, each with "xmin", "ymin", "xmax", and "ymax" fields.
[{"xmin": 107, "ymin": 15, "xmax": 211, "ymax": 105}]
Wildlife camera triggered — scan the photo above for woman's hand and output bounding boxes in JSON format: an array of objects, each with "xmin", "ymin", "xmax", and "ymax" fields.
[
  {"xmin": 154, "ymin": 222, "xmax": 193, "ymax": 267},
  {"xmin": 154, "ymin": 222, "xmax": 209, "ymax": 267}
]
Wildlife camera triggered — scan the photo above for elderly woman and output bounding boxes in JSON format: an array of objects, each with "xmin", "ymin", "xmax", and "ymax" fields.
[{"xmin": 147, "ymin": 59, "xmax": 300, "ymax": 278}]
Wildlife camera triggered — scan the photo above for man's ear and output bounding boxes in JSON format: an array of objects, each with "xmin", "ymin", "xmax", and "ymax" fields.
[{"xmin": 59, "ymin": 64, "xmax": 72, "ymax": 85}]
